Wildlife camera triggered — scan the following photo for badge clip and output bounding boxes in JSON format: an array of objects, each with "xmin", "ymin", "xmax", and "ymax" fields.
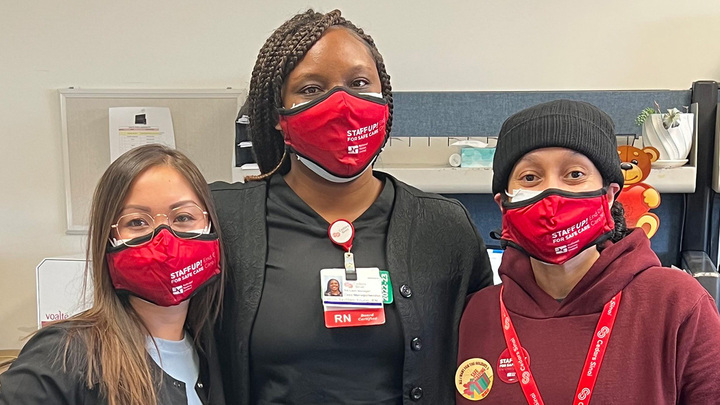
[
  {"xmin": 329, "ymin": 219, "xmax": 356, "ymax": 280},
  {"xmin": 344, "ymin": 252, "xmax": 357, "ymax": 280}
]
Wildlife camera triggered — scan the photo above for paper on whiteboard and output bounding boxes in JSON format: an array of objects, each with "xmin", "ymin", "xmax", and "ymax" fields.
[{"xmin": 109, "ymin": 107, "xmax": 175, "ymax": 162}]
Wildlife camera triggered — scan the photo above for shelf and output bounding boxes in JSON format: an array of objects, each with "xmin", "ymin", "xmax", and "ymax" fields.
[
  {"xmin": 231, "ymin": 163, "xmax": 695, "ymax": 194},
  {"xmin": 645, "ymin": 165, "xmax": 697, "ymax": 193},
  {"xmin": 374, "ymin": 165, "xmax": 493, "ymax": 194}
]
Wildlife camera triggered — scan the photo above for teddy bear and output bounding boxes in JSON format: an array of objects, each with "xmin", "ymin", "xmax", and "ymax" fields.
[{"xmin": 616, "ymin": 145, "xmax": 661, "ymax": 238}]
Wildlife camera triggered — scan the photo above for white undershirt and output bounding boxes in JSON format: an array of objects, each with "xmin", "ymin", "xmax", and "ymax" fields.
[{"xmin": 146, "ymin": 332, "xmax": 202, "ymax": 405}]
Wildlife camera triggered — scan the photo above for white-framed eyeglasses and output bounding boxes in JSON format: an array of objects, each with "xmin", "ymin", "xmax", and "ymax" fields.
[{"xmin": 111, "ymin": 203, "xmax": 210, "ymax": 247}]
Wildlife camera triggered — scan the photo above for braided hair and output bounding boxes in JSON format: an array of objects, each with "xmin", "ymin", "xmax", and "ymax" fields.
[
  {"xmin": 247, "ymin": 9, "xmax": 393, "ymax": 177},
  {"xmin": 603, "ymin": 179, "xmax": 630, "ymax": 243},
  {"xmin": 609, "ymin": 200, "xmax": 630, "ymax": 242}
]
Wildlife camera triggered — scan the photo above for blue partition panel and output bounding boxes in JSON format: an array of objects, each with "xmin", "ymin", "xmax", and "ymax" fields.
[{"xmin": 393, "ymin": 90, "xmax": 691, "ymax": 136}]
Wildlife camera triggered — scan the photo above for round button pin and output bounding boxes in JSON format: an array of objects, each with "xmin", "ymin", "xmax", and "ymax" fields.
[
  {"xmin": 456, "ymin": 358, "xmax": 494, "ymax": 401},
  {"xmin": 496, "ymin": 347, "xmax": 530, "ymax": 384}
]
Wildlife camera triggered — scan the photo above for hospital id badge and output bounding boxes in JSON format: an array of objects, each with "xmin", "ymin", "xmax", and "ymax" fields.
[{"xmin": 320, "ymin": 267, "xmax": 385, "ymax": 328}]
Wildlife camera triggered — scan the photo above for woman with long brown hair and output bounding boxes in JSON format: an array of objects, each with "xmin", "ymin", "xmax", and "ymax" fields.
[{"xmin": 0, "ymin": 144, "xmax": 225, "ymax": 404}]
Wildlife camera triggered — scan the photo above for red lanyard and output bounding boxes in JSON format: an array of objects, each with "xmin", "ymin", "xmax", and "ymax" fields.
[{"xmin": 499, "ymin": 286, "xmax": 622, "ymax": 405}]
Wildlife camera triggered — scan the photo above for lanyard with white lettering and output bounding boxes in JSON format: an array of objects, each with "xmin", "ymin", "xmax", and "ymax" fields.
[{"xmin": 499, "ymin": 286, "xmax": 622, "ymax": 405}]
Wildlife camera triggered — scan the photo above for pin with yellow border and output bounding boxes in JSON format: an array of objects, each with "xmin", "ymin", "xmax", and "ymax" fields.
[{"xmin": 456, "ymin": 358, "xmax": 493, "ymax": 401}]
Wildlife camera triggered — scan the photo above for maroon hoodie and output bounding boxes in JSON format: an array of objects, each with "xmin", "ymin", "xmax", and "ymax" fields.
[{"xmin": 457, "ymin": 230, "xmax": 720, "ymax": 404}]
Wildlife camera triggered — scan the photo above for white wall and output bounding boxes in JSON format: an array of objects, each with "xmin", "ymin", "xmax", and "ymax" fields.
[{"xmin": 1, "ymin": 0, "xmax": 719, "ymax": 349}]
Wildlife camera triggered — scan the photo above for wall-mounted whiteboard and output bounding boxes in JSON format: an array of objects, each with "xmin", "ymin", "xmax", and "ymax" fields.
[{"xmin": 59, "ymin": 89, "xmax": 243, "ymax": 233}]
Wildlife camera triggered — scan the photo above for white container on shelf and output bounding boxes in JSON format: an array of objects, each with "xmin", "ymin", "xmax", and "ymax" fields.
[{"xmin": 642, "ymin": 113, "xmax": 694, "ymax": 162}]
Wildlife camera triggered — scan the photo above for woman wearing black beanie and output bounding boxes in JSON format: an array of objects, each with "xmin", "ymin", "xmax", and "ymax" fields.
[{"xmin": 456, "ymin": 100, "xmax": 720, "ymax": 404}]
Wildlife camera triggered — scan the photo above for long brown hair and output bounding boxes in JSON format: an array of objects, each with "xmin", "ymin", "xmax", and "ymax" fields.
[
  {"xmin": 59, "ymin": 144, "xmax": 224, "ymax": 404},
  {"xmin": 247, "ymin": 9, "xmax": 393, "ymax": 178}
]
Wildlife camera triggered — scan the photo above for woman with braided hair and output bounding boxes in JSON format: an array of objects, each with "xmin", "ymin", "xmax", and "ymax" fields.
[
  {"xmin": 456, "ymin": 100, "xmax": 720, "ymax": 404},
  {"xmin": 211, "ymin": 9, "xmax": 493, "ymax": 404}
]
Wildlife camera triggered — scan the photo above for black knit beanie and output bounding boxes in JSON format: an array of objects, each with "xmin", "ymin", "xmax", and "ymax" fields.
[{"xmin": 492, "ymin": 99, "xmax": 624, "ymax": 195}]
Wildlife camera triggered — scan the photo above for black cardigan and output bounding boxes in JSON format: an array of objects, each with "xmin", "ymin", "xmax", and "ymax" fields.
[
  {"xmin": 0, "ymin": 323, "xmax": 225, "ymax": 405},
  {"xmin": 211, "ymin": 172, "xmax": 493, "ymax": 404}
]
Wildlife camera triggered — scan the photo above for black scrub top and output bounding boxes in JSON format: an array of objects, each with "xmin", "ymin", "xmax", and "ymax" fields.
[{"xmin": 249, "ymin": 174, "xmax": 403, "ymax": 404}]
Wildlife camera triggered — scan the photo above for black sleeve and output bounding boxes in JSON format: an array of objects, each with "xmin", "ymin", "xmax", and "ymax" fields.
[
  {"xmin": 461, "ymin": 204, "xmax": 494, "ymax": 294},
  {"xmin": 0, "ymin": 326, "xmax": 87, "ymax": 405}
]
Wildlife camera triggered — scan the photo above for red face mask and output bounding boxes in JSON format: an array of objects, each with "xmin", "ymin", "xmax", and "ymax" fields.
[
  {"xmin": 500, "ymin": 188, "xmax": 614, "ymax": 265},
  {"xmin": 106, "ymin": 226, "xmax": 221, "ymax": 306},
  {"xmin": 277, "ymin": 87, "xmax": 390, "ymax": 181}
]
